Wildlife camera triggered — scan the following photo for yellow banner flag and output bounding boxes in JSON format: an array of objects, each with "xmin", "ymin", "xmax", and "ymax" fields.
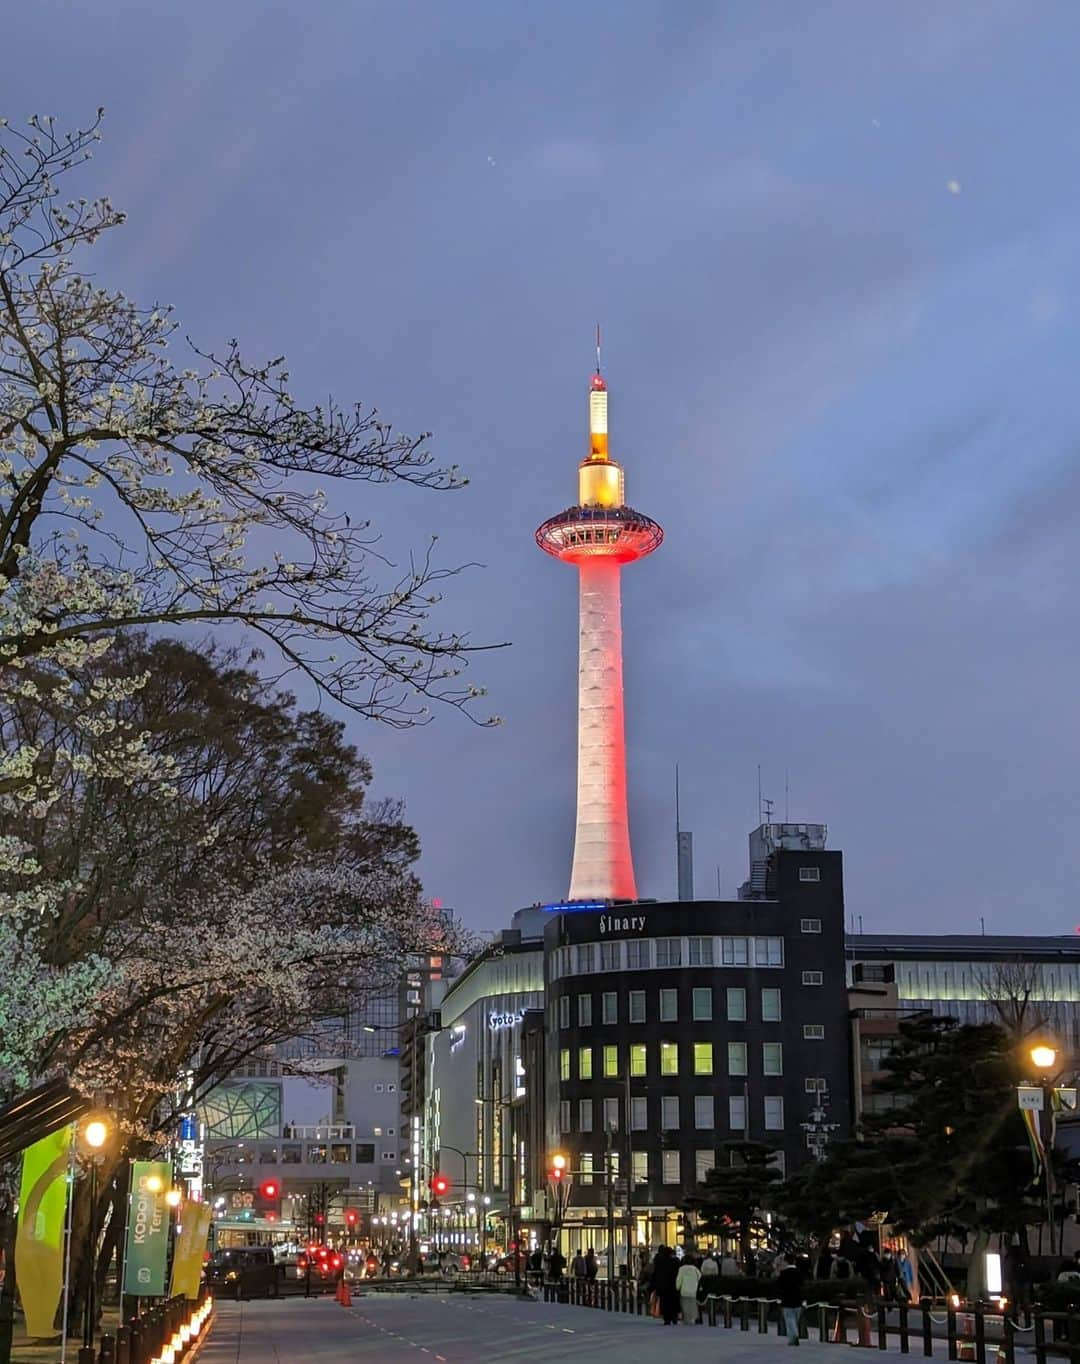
[
  {"xmin": 169, "ymin": 1202, "xmax": 212, "ymax": 1300},
  {"xmin": 15, "ymin": 1126, "xmax": 72, "ymax": 1340}
]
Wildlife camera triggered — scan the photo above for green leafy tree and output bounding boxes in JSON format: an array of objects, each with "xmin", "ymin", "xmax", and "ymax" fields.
[{"xmin": 682, "ymin": 1140, "xmax": 784, "ymax": 1266}]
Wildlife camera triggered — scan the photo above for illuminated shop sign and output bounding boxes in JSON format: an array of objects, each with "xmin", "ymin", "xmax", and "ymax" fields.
[
  {"xmin": 598, "ymin": 913, "xmax": 647, "ymax": 935},
  {"xmin": 488, "ymin": 1010, "xmax": 526, "ymax": 1031}
]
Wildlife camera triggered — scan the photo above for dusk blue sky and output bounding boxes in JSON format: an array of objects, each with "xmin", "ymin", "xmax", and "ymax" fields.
[{"xmin": 11, "ymin": 2, "xmax": 1080, "ymax": 935}]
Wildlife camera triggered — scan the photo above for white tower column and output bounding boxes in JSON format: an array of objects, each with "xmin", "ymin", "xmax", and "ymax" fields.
[{"xmin": 569, "ymin": 558, "xmax": 637, "ymax": 901}]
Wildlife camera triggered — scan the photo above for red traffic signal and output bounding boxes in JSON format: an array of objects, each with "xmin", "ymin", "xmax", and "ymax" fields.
[
  {"xmin": 345, "ymin": 1209, "xmax": 358, "ymax": 1226},
  {"xmin": 315, "ymin": 1212, "xmax": 325, "ymax": 1224},
  {"xmin": 430, "ymin": 1172, "xmax": 451, "ymax": 1197},
  {"xmin": 259, "ymin": 1179, "xmax": 280, "ymax": 1200}
]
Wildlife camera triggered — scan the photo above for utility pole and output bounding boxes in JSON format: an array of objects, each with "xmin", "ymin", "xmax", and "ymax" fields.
[{"xmin": 605, "ymin": 1125, "xmax": 615, "ymax": 1289}]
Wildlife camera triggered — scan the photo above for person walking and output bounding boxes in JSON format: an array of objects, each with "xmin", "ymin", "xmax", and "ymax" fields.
[
  {"xmin": 585, "ymin": 1248, "xmax": 598, "ymax": 1280},
  {"xmin": 776, "ymin": 1254, "xmax": 806, "ymax": 1346},
  {"xmin": 652, "ymin": 1246, "xmax": 681, "ymax": 1326},
  {"xmin": 676, "ymin": 1255, "xmax": 701, "ymax": 1324},
  {"xmin": 570, "ymin": 1249, "xmax": 587, "ymax": 1281}
]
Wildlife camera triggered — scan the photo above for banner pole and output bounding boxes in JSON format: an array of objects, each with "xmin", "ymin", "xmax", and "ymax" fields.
[
  {"xmin": 59, "ymin": 1127, "xmax": 77, "ymax": 1364},
  {"xmin": 118, "ymin": 1159, "xmax": 132, "ymax": 1322}
]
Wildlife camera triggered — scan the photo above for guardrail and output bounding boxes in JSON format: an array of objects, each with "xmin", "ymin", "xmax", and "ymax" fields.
[{"xmin": 537, "ymin": 1284, "xmax": 1080, "ymax": 1364}]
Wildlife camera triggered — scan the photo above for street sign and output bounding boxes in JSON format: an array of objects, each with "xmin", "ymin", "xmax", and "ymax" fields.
[{"xmin": 1018, "ymin": 1086, "xmax": 1044, "ymax": 1111}]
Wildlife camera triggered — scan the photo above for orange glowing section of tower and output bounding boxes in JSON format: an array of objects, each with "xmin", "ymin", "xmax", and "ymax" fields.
[{"xmin": 536, "ymin": 363, "xmax": 662, "ymax": 902}]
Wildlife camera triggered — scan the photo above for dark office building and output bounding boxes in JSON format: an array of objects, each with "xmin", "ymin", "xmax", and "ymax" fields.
[{"xmin": 542, "ymin": 824, "xmax": 851, "ymax": 1255}]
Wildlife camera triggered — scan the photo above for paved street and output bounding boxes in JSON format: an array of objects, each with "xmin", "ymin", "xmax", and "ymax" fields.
[{"xmin": 196, "ymin": 1293, "xmax": 961, "ymax": 1363}]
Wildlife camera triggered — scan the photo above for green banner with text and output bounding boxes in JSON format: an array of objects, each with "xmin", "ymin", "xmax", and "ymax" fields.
[
  {"xmin": 15, "ymin": 1127, "xmax": 71, "ymax": 1339},
  {"xmin": 124, "ymin": 1160, "xmax": 171, "ymax": 1296}
]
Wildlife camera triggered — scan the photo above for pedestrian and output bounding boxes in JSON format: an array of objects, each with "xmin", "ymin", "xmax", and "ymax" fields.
[
  {"xmin": 776, "ymin": 1254, "xmax": 806, "ymax": 1346},
  {"xmin": 881, "ymin": 1252, "xmax": 899, "ymax": 1301},
  {"xmin": 549, "ymin": 1246, "xmax": 566, "ymax": 1281},
  {"xmin": 721, "ymin": 1251, "xmax": 739, "ymax": 1278},
  {"xmin": 570, "ymin": 1249, "xmax": 587, "ymax": 1280},
  {"xmin": 652, "ymin": 1245, "xmax": 681, "ymax": 1326},
  {"xmin": 585, "ymin": 1247, "xmax": 598, "ymax": 1281},
  {"xmin": 699, "ymin": 1251, "xmax": 720, "ymax": 1307},
  {"xmin": 897, "ymin": 1249, "xmax": 915, "ymax": 1302},
  {"xmin": 676, "ymin": 1255, "xmax": 701, "ymax": 1324}
]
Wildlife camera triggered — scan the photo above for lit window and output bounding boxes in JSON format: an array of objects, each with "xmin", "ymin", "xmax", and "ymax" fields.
[
  {"xmin": 693, "ymin": 1042, "xmax": 714, "ymax": 1076},
  {"xmin": 661, "ymin": 1096, "xmax": 679, "ymax": 1130},
  {"xmin": 761, "ymin": 988, "xmax": 782, "ymax": 1023},
  {"xmin": 632, "ymin": 1150, "xmax": 649, "ymax": 1184},
  {"xmin": 559, "ymin": 1099, "xmax": 571, "ymax": 1133},
  {"xmin": 692, "ymin": 987, "xmax": 712, "ymax": 1021},
  {"xmin": 688, "ymin": 936, "xmax": 714, "ymax": 966},
  {"xmin": 579, "ymin": 1047, "xmax": 593, "ymax": 1080},
  {"xmin": 576, "ymin": 943, "xmax": 596, "ymax": 972},
  {"xmin": 660, "ymin": 1041, "xmax": 679, "ymax": 1076},
  {"xmin": 631, "ymin": 1096, "xmax": 648, "ymax": 1130},
  {"xmin": 763, "ymin": 1042, "xmax": 783, "ymax": 1075},
  {"xmin": 659, "ymin": 988, "xmax": 678, "ymax": 1022},
  {"xmin": 726, "ymin": 987, "xmax": 746, "ymax": 1022},
  {"xmin": 801, "ymin": 971, "xmax": 823, "ymax": 986},
  {"xmin": 661, "ymin": 1150, "xmax": 681, "ymax": 1184},
  {"xmin": 600, "ymin": 941, "xmax": 619, "ymax": 971},
  {"xmin": 579, "ymin": 1098, "xmax": 593, "ymax": 1131},
  {"xmin": 729, "ymin": 1094, "xmax": 746, "ymax": 1130},
  {"xmin": 764, "ymin": 1096, "xmax": 784, "ymax": 1131},
  {"xmin": 578, "ymin": 994, "xmax": 593, "ymax": 1025},
  {"xmin": 559, "ymin": 1049, "xmax": 570, "ymax": 1081},
  {"xmin": 602, "ymin": 992, "xmax": 618, "ymax": 1025},
  {"xmin": 629, "ymin": 989, "xmax": 646, "ymax": 1023},
  {"xmin": 694, "ymin": 1095, "xmax": 714, "ymax": 1129},
  {"xmin": 695, "ymin": 1150, "xmax": 713, "ymax": 1183},
  {"xmin": 580, "ymin": 1151, "xmax": 594, "ymax": 1184},
  {"xmin": 630, "ymin": 1043, "xmax": 647, "ymax": 1077},
  {"xmin": 603, "ymin": 1045, "xmax": 619, "ymax": 1078},
  {"xmin": 799, "ymin": 867, "xmax": 821, "ymax": 882},
  {"xmin": 728, "ymin": 1042, "xmax": 747, "ymax": 1076},
  {"xmin": 656, "ymin": 937, "xmax": 682, "ymax": 968},
  {"xmin": 626, "ymin": 940, "xmax": 650, "ymax": 969},
  {"xmin": 804, "ymin": 1024, "xmax": 825, "ymax": 1041},
  {"xmin": 804, "ymin": 1077, "xmax": 827, "ymax": 1093},
  {"xmin": 800, "ymin": 919, "xmax": 821, "ymax": 934},
  {"xmin": 558, "ymin": 995, "xmax": 570, "ymax": 1029},
  {"xmin": 603, "ymin": 1097, "xmax": 619, "ymax": 1131}
]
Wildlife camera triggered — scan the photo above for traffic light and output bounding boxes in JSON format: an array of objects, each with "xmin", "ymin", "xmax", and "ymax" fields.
[
  {"xmin": 430, "ymin": 1172, "xmax": 451, "ymax": 1197},
  {"xmin": 344, "ymin": 1208, "xmax": 358, "ymax": 1227},
  {"xmin": 259, "ymin": 1179, "xmax": 280, "ymax": 1201},
  {"xmin": 549, "ymin": 1153, "xmax": 567, "ymax": 1183}
]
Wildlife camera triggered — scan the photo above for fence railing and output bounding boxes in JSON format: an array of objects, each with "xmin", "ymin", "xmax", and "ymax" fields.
[{"xmin": 538, "ymin": 1285, "xmax": 1080, "ymax": 1364}]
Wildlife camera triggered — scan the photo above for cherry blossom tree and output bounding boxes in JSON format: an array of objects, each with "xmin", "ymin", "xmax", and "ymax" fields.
[{"xmin": 0, "ymin": 109, "xmax": 496, "ymax": 844}]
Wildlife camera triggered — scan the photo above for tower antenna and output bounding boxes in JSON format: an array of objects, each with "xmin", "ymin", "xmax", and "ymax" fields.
[
  {"xmin": 675, "ymin": 763, "xmax": 681, "ymax": 835},
  {"xmin": 785, "ymin": 768, "xmax": 790, "ymax": 823},
  {"xmin": 757, "ymin": 764, "xmax": 762, "ymax": 825},
  {"xmin": 595, "ymin": 322, "xmax": 602, "ymax": 376}
]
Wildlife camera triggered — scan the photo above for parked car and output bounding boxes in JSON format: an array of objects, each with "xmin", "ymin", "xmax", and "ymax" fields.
[{"xmin": 206, "ymin": 1247, "xmax": 283, "ymax": 1299}]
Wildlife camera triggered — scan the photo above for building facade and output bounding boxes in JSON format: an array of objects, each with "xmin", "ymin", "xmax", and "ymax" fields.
[{"xmin": 542, "ymin": 829, "xmax": 851, "ymax": 1257}]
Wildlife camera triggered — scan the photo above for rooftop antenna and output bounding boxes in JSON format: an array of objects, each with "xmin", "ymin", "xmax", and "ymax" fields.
[
  {"xmin": 762, "ymin": 796, "xmax": 774, "ymax": 825},
  {"xmin": 785, "ymin": 769, "xmax": 790, "ymax": 823},
  {"xmin": 757, "ymin": 764, "xmax": 762, "ymax": 825},
  {"xmin": 716, "ymin": 865, "xmax": 722, "ymax": 896},
  {"xmin": 595, "ymin": 321, "xmax": 602, "ymax": 376},
  {"xmin": 675, "ymin": 763, "xmax": 681, "ymax": 836},
  {"xmin": 980, "ymin": 916, "xmax": 985, "ymax": 936}
]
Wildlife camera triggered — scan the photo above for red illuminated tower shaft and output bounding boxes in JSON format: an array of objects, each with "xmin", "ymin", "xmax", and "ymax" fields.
[{"xmin": 536, "ymin": 367, "xmax": 662, "ymax": 901}]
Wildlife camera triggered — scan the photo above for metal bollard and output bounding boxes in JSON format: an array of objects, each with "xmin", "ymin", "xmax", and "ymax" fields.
[
  {"xmin": 1002, "ymin": 1311, "xmax": 1015, "ymax": 1364},
  {"xmin": 900, "ymin": 1302, "xmax": 910, "ymax": 1354},
  {"xmin": 921, "ymin": 1299, "xmax": 933, "ymax": 1357},
  {"xmin": 707, "ymin": 1298, "xmax": 717, "ymax": 1327},
  {"xmin": 947, "ymin": 1309, "xmax": 958, "ymax": 1362},
  {"xmin": 740, "ymin": 1297, "xmax": 750, "ymax": 1331},
  {"xmin": 758, "ymin": 1300, "xmax": 768, "ymax": 1333},
  {"xmin": 974, "ymin": 1307, "xmax": 986, "ymax": 1364},
  {"xmin": 879, "ymin": 1303, "xmax": 889, "ymax": 1350},
  {"xmin": 115, "ymin": 1325, "xmax": 130, "ymax": 1364},
  {"xmin": 818, "ymin": 1304, "xmax": 829, "ymax": 1342},
  {"xmin": 1034, "ymin": 1312, "xmax": 1046, "ymax": 1364},
  {"xmin": 723, "ymin": 1296, "xmax": 733, "ymax": 1328},
  {"xmin": 98, "ymin": 1334, "xmax": 116, "ymax": 1363},
  {"xmin": 78, "ymin": 1350, "xmax": 96, "ymax": 1364},
  {"xmin": 1067, "ymin": 1312, "xmax": 1080, "ymax": 1364}
]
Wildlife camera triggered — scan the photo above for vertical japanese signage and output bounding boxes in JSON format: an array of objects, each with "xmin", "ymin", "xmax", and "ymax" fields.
[
  {"xmin": 124, "ymin": 1160, "xmax": 171, "ymax": 1295},
  {"xmin": 170, "ymin": 1201, "xmax": 212, "ymax": 1300},
  {"xmin": 15, "ymin": 1127, "xmax": 71, "ymax": 1339}
]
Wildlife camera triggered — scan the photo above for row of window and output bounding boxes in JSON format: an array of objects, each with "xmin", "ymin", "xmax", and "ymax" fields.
[
  {"xmin": 562, "ymin": 1146, "xmax": 787, "ymax": 1187},
  {"xmin": 256, "ymin": 1142, "xmax": 390, "ymax": 1165},
  {"xmin": 551, "ymin": 935, "xmax": 790, "ymax": 979},
  {"xmin": 559, "ymin": 1092, "xmax": 787, "ymax": 1135},
  {"xmin": 558, "ymin": 1032, "xmax": 825, "ymax": 1083},
  {"xmin": 557, "ymin": 984, "xmax": 813, "ymax": 1030}
]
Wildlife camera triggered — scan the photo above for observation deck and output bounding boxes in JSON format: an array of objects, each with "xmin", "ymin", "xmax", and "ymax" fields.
[{"xmin": 535, "ymin": 503, "xmax": 664, "ymax": 566}]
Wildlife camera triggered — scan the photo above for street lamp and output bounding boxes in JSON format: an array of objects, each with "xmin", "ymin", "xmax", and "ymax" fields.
[
  {"xmin": 78, "ymin": 1115, "xmax": 112, "ymax": 1352},
  {"xmin": 475, "ymin": 1095, "xmax": 522, "ymax": 1288},
  {"xmin": 1029, "ymin": 1043, "xmax": 1061, "ymax": 1255}
]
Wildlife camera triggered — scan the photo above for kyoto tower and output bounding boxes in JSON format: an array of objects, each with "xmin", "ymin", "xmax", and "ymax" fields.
[{"xmin": 536, "ymin": 342, "xmax": 663, "ymax": 902}]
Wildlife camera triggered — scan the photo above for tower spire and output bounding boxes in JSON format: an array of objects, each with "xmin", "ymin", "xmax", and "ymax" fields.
[{"xmin": 535, "ymin": 347, "xmax": 663, "ymax": 902}]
